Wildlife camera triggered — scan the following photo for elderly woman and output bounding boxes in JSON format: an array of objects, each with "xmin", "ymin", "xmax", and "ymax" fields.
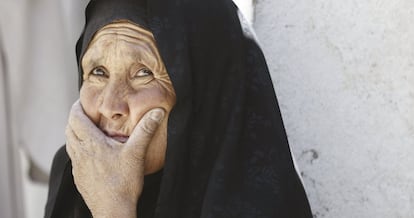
[{"xmin": 45, "ymin": 0, "xmax": 312, "ymax": 217}]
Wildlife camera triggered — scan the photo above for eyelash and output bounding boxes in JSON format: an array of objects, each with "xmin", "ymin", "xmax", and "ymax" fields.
[
  {"xmin": 89, "ymin": 67, "xmax": 108, "ymax": 78},
  {"xmin": 88, "ymin": 67, "xmax": 153, "ymax": 79},
  {"xmin": 134, "ymin": 68, "xmax": 153, "ymax": 78}
]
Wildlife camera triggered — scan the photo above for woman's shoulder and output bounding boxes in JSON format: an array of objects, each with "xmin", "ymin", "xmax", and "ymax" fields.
[
  {"xmin": 51, "ymin": 145, "xmax": 70, "ymax": 170},
  {"xmin": 45, "ymin": 145, "xmax": 73, "ymax": 218}
]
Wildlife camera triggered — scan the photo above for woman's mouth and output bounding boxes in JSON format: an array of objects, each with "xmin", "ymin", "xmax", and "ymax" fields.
[
  {"xmin": 110, "ymin": 135, "xmax": 129, "ymax": 143},
  {"xmin": 104, "ymin": 130, "xmax": 129, "ymax": 143}
]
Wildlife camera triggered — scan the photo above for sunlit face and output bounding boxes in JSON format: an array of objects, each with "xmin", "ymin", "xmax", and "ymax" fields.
[{"xmin": 80, "ymin": 21, "xmax": 176, "ymax": 174}]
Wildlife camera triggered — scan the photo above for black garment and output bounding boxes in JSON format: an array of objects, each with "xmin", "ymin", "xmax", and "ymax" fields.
[{"xmin": 45, "ymin": 0, "xmax": 313, "ymax": 217}]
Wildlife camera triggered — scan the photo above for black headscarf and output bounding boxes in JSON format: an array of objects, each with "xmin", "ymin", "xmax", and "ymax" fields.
[{"xmin": 45, "ymin": 0, "xmax": 313, "ymax": 217}]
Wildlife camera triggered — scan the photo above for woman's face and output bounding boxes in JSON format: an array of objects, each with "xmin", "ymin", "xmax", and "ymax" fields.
[{"xmin": 80, "ymin": 21, "xmax": 176, "ymax": 174}]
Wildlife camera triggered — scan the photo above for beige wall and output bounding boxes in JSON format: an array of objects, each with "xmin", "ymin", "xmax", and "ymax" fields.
[
  {"xmin": 0, "ymin": 0, "xmax": 88, "ymax": 217},
  {"xmin": 255, "ymin": 0, "xmax": 414, "ymax": 217},
  {"xmin": 0, "ymin": 38, "xmax": 14, "ymax": 218}
]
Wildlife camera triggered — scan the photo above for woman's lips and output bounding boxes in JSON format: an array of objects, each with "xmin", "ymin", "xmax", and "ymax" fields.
[
  {"xmin": 110, "ymin": 135, "xmax": 129, "ymax": 143},
  {"xmin": 104, "ymin": 130, "xmax": 129, "ymax": 143}
]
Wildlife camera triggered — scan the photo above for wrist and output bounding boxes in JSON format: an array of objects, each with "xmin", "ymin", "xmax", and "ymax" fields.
[
  {"xmin": 90, "ymin": 197, "xmax": 138, "ymax": 218},
  {"xmin": 91, "ymin": 204, "xmax": 137, "ymax": 218}
]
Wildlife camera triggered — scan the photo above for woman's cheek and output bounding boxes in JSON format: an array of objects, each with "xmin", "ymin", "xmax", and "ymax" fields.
[
  {"xmin": 80, "ymin": 84, "xmax": 102, "ymax": 124},
  {"xmin": 158, "ymin": 80, "xmax": 176, "ymax": 106},
  {"xmin": 130, "ymin": 86, "xmax": 169, "ymax": 112}
]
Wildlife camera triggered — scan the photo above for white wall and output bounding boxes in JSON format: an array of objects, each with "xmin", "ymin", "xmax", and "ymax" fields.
[
  {"xmin": 233, "ymin": 0, "xmax": 254, "ymax": 24},
  {"xmin": 254, "ymin": 0, "xmax": 414, "ymax": 217},
  {"xmin": 0, "ymin": 0, "xmax": 87, "ymax": 217},
  {"xmin": 0, "ymin": 39, "xmax": 14, "ymax": 218}
]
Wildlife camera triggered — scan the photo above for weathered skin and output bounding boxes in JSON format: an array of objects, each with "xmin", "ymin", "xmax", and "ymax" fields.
[{"xmin": 65, "ymin": 21, "xmax": 176, "ymax": 217}]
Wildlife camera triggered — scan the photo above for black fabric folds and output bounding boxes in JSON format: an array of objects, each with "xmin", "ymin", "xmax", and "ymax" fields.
[{"xmin": 45, "ymin": 0, "xmax": 313, "ymax": 217}]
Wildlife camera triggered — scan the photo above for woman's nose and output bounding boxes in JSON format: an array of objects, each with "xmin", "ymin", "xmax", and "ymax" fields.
[{"xmin": 98, "ymin": 84, "xmax": 129, "ymax": 120}]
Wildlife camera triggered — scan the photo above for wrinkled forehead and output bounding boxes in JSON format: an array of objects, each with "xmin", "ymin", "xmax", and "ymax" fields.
[
  {"xmin": 82, "ymin": 20, "xmax": 164, "ymax": 72},
  {"xmin": 89, "ymin": 21, "xmax": 154, "ymax": 45}
]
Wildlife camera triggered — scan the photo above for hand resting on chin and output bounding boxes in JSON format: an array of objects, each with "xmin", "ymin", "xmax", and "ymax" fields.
[{"xmin": 65, "ymin": 100, "xmax": 165, "ymax": 218}]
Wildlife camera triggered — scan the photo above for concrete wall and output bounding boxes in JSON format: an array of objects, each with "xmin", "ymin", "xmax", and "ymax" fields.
[
  {"xmin": 0, "ymin": 37, "xmax": 14, "ymax": 218},
  {"xmin": 0, "ymin": 1, "xmax": 87, "ymax": 217},
  {"xmin": 254, "ymin": 0, "xmax": 414, "ymax": 217}
]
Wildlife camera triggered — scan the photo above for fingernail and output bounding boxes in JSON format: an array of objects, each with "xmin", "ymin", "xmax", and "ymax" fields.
[{"xmin": 150, "ymin": 108, "xmax": 165, "ymax": 122}]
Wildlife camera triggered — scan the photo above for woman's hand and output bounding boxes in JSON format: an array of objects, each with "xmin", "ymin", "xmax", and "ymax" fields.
[{"xmin": 65, "ymin": 100, "xmax": 165, "ymax": 218}]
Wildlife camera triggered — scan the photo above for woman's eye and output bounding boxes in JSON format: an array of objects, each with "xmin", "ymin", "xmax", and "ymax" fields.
[
  {"xmin": 135, "ymin": 68, "xmax": 153, "ymax": 78},
  {"xmin": 90, "ymin": 67, "xmax": 107, "ymax": 77}
]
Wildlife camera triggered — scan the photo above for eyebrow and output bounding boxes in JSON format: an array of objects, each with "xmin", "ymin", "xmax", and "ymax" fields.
[
  {"xmin": 127, "ymin": 42, "xmax": 161, "ymax": 70},
  {"xmin": 82, "ymin": 26, "xmax": 165, "ymax": 74},
  {"xmin": 82, "ymin": 55, "xmax": 103, "ymax": 71}
]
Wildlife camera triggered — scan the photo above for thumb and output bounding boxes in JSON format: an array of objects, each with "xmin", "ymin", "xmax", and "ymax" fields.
[
  {"xmin": 125, "ymin": 108, "xmax": 165, "ymax": 158},
  {"xmin": 69, "ymin": 99, "xmax": 105, "ymax": 142}
]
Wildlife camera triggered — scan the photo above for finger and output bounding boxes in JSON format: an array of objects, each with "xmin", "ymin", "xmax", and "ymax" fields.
[
  {"xmin": 125, "ymin": 108, "xmax": 165, "ymax": 157},
  {"xmin": 66, "ymin": 123, "xmax": 100, "ymax": 161},
  {"xmin": 68, "ymin": 100, "xmax": 107, "ymax": 148},
  {"xmin": 68, "ymin": 100, "xmax": 102, "ymax": 138}
]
